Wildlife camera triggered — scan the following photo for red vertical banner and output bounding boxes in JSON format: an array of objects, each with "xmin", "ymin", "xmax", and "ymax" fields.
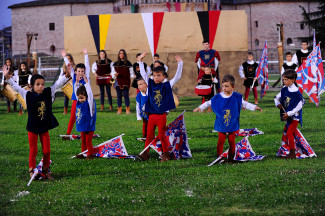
[
  {"xmin": 153, "ymin": 12, "xmax": 164, "ymax": 55},
  {"xmin": 209, "ymin": 11, "xmax": 221, "ymax": 49},
  {"xmin": 175, "ymin": 2, "xmax": 181, "ymax": 12}
]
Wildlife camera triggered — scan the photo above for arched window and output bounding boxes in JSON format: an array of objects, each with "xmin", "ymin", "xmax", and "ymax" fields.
[
  {"xmin": 255, "ymin": 39, "xmax": 259, "ymax": 46},
  {"xmin": 287, "ymin": 38, "xmax": 293, "ymax": 45}
]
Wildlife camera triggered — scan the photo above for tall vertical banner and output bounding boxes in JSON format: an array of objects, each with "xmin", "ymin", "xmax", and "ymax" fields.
[
  {"xmin": 256, "ymin": 41, "xmax": 269, "ymax": 98},
  {"xmin": 197, "ymin": 11, "xmax": 221, "ymax": 48},
  {"xmin": 141, "ymin": 12, "xmax": 164, "ymax": 58},
  {"xmin": 88, "ymin": 14, "xmax": 111, "ymax": 53}
]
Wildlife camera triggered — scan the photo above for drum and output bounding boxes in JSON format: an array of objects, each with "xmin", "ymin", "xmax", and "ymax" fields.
[
  {"xmin": 195, "ymin": 85, "xmax": 212, "ymax": 96},
  {"xmin": 1, "ymin": 84, "xmax": 17, "ymax": 102},
  {"xmin": 96, "ymin": 76, "xmax": 111, "ymax": 85},
  {"xmin": 62, "ymin": 79, "xmax": 73, "ymax": 100},
  {"xmin": 173, "ymin": 94, "xmax": 179, "ymax": 107},
  {"xmin": 16, "ymin": 86, "xmax": 31, "ymax": 110}
]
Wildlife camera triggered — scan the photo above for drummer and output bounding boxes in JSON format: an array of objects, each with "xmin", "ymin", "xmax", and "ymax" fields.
[
  {"xmin": 16, "ymin": 62, "xmax": 32, "ymax": 115},
  {"xmin": 92, "ymin": 50, "xmax": 114, "ymax": 111},
  {"xmin": 197, "ymin": 66, "xmax": 218, "ymax": 111},
  {"xmin": 1, "ymin": 58, "xmax": 18, "ymax": 113}
]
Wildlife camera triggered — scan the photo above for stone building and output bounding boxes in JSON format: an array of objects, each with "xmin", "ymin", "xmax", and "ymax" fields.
[{"xmin": 9, "ymin": 0, "xmax": 318, "ymax": 58}]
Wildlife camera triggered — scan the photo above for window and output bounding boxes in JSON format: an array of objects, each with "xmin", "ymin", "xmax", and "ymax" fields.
[
  {"xmin": 255, "ymin": 39, "xmax": 259, "ymax": 46},
  {"xmin": 287, "ymin": 38, "xmax": 293, "ymax": 45},
  {"xmin": 255, "ymin": 21, "xmax": 258, "ymax": 28},
  {"xmin": 300, "ymin": 23, "xmax": 304, "ymax": 30},
  {"xmin": 49, "ymin": 23, "xmax": 55, "ymax": 31}
]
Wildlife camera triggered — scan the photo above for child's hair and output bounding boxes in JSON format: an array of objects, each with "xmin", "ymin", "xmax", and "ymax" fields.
[
  {"xmin": 154, "ymin": 54, "xmax": 160, "ymax": 58},
  {"xmin": 282, "ymin": 70, "xmax": 297, "ymax": 80},
  {"xmin": 18, "ymin": 62, "xmax": 31, "ymax": 75},
  {"xmin": 63, "ymin": 54, "xmax": 75, "ymax": 73},
  {"xmin": 202, "ymin": 40, "xmax": 209, "ymax": 44},
  {"xmin": 77, "ymin": 85, "xmax": 87, "ymax": 97},
  {"xmin": 247, "ymin": 51, "xmax": 254, "ymax": 56},
  {"xmin": 301, "ymin": 40, "xmax": 308, "ymax": 45},
  {"xmin": 30, "ymin": 74, "xmax": 45, "ymax": 87},
  {"xmin": 117, "ymin": 49, "xmax": 128, "ymax": 64},
  {"xmin": 137, "ymin": 77, "xmax": 146, "ymax": 84},
  {"xmin": 153, "ymin": 60, "xmax": 163, "ymax": 68},
  {"xmin": 75, "ymin": 63, "xmax": 86, "ymax": 71},
  {"xmin": 136, "ymin": 53, "xmax": 141, "ymax": 58},
  {"xmin": 222, "ymin": 74, "xmax": 235, "ymax": 86},
  {"xmin": 5, "ymin": 58, "xmax": 13, "ymax": 65},
  {"xmin": 97, "ymin": 50, "xmax": 109, "ymax": 64},
  {"xmin": 153, "ymin": 66, "xmax": 165, "ymax": 74},
  {"xmin": 285, "ymin": 52, "xmax": 293, "ymax": 56}
]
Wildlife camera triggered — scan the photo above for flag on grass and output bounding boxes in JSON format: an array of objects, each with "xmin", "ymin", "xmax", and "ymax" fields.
[
  {"xmin": 256, "ymin": 41, "xmax": 269, "ymax": 98},
  {"xmin": 276, "ymin": 128, "xmax": 316, "ymax": 159},
  {"xmin": 237, "ymin": 128, "xmax": 264, "ymax": 137},
  {"xmin": 296, "ymin": 43, "xmax": 324, "ymax": 107},
  {"xmin": 148, "ymin": 111, "xmax": 192, "ymax": 159},
  {"xmin": 27, "ymin": 159, "xmax": 52, "ymax": 186}
]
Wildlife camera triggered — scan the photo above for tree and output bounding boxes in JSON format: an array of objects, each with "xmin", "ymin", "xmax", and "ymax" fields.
[{"xmin": 300, "ymin": 1, "xmax": 325, "ymax": 49}]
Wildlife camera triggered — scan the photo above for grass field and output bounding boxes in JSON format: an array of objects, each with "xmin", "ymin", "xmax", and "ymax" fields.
[{"xmin": 0, "ymin": 92, "xmax": 324, "ymax": 215}]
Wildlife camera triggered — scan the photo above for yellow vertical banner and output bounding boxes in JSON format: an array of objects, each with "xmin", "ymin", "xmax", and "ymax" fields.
[
  {"xmin": 99, "ymin": 14, "xmax": 111, "ymax": 50},
  {"xmin": 203, "ymin": 3, "xmax": 208, "ymax": 11},
  {"xmin": 181, "ymin": 3, "xmax": 187, "ymax": 12}
]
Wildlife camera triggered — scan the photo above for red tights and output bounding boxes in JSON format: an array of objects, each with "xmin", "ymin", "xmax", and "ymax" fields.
[
  {"xmin": 217, "ymin": 132, "xmax": 236, "ymax": 157},
  {"xmin": 142, "ymin": 119, "xmax": 148, "ymax": 138},
  {"xmin": 28, "ymin": 131, "xmax": 51, "ymax": 169},
  {"xmin": 285, "ymin": 120, "xmax": 299, "ymax": 150},
  {"xmin": 66, "ymin": 100, "xmax": 77, "ymax": 135},
  {"xmin": 244, "ymin": 86, "xmax": 258, "ymax": 100},
  {"xmin": 144, "ymin": 113, "xmax": 167, "ymax": 153},
  {"xmin": 80, "ymin": 131, "xmax": 94, "ymax": 156}
]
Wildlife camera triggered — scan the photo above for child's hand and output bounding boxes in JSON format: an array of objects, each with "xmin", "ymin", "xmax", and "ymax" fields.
[
  {"xmin": 83, "ymin": 74, "xmax": 88, "ymax": 84},
  {"xmin": 254, "ymin": 77, "xmax": 257, "ymax": 81},
  {"xmin": 242, "ymin": 77, "xmax": 246, "ymax": 80},
  {"xmin": 255, "ymin": 106, "xmax": 263, "ymax": 112},
  {"xmin": 193, "ymin": 107, "xmax": 202, "ymax": 112},
  {"xmin": 138, "ymin": 52, "xmax": 147, "ymax": 62},
  {"xmin": 175, "ymin": 55, "xmax": 182, "ymax": 63},
  {"xmin": 281, "ymin": 112, "xmax": 289, "ymax": 121},
  {"xmin": 2, "ymin": 65, "xmax": 11, "ymax": 80},
  {"xmin": 60, "ymin": 49, "xmax": 66, "ymax": 58},
  {"xmin": 198, "ymin": 79, "xmax": 202, "ymax": 83},
  {"xmin": 82, "ymin": 48, "xmax": 88, "ymax": 55}
]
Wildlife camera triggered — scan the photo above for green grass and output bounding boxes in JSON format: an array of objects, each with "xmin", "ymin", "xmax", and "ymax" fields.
[{"xmin": 0, "ymin": 92, "xmax": 324, "ymax": 215}]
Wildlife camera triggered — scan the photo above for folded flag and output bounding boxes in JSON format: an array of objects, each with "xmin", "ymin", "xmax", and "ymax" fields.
[
  {"xmin": 27, "ymin": 159, "xmax": 52, "ymax": 186},
  {"xmin": 146, "ymin": 111, "xmax": 192, "ymax": 159},
  {"xmin": 94, "ymin": 135, "xmax": 134, "ymax": 159},
  {"xmin": 208, "ymin": 137, "xmax": 264, "ymax": 166},
  {"xmin": 276, "ymin": 128, "xmax": 316, "ymax": 159},
  {"xmin": 237, "ymin": 128, "xmax": 264, "ymax": 137}
]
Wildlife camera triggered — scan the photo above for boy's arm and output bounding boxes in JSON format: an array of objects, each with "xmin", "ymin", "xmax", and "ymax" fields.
[
  {"xmin": 239, "ymin": 65, "xmax": 245, "ymax": 78},
  {"xmin": 164, "ymin": 65, "xmax": 168, "ymax": 73},
  {"xmin": 138, "ymin": 61, "xmax": 149, "ymax": 84},
  {"xmin": 85, "ymin": 82, "xmax": 95, "ymax": 117},
  {"xmin": 287, "ymin": 101, "xmax": 303, "ymax": 117},
  {"xmin": 281, "ymin": 66, "xmax": 285, "ymax": 75},
  {"xmin": 169, "ymin": 56, "xmax": 183, "ymax": 87},
  {"xmin": 274, "ymin": 92, "xmax": 282, "ymax": 107},
  {"xmin": 146, "ymin": 65, "xmax": 152, "ymax": 76},
  {"xmin": 242, "ymin": 99, "xmax": 260, "ymax": 111},
  {"xmin": 136, "ymin": 101, "xmax": 142, "ymax": 121},
  {"xmin": 196, "ymin": 58, "xmax": 201, "ymax": 69},
  {"xmin": 7, "ymin": 78, "xmax": 28, "ymax": 100},
  {"xmin": 214, "ymin": 58, "xmax": 219, "ymax": 71},
  {"xmin": 129, "ymin": 66, "xmax": 135, "ymax": 79},
  {"xmin": 92, "ymin": 62, "xmax": 97, "ymax": 74},
  {"xmin": 193, "ymin": 100, "xmax": 212, "ymax": 112},
  {"xmin": 292, "ymin": 53, "xmax": 298, "ymax": 65},
  {"xmin": 84, "ymin": 54, "xmax": 90, "ymax": 79}
]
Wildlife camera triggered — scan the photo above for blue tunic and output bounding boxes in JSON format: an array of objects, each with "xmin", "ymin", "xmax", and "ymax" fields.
[
  {"xmin": 71, "ymin": 76, "xmax": 86, "ymax": 101},
  {"xmin": 280, "ymin": 86, "xmax": 303, "ymax": 126},
  {"xmin": 76, "ymin": 99, "xmax": 97, "ymax": 132},
  {"xmin": 145, "ymin": 79, "xmax": 175, "ymax": 114},
  {"xmin": 26, "ymin": 88, "xmax": 59, "ymax": 134},
  {"xmin": 136, "ymin": 92, "xmax": 149, "ymax": 120},
  {"xmin": 211, "ymin": 92, "xmax": 242, "ymax": 133},
  {"xmin": 198, "ymin": 49, "xmax": 217, "ymax": 67}
]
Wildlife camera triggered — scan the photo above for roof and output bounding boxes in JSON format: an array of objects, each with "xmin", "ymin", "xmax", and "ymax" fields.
[{"xmin": 9, "ymin": 0, "xmax": 117, "ymax": 9}]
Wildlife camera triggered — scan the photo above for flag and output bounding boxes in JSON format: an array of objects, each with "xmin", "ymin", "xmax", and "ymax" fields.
[
  {"xmin": 237, "ymin": 128, "xmax": 264, "ymax": 137},
  {"xmin": 27, "ymin": 159, "xmax": 52, "ymax": 186},
  {"xmin": 313, "ymin": 29, "xmax": 316, "ymax": 50},
  {"xmin": 166, "ymin": 2, "xmax": 171, "ymax": 12},
  {"xmin": 296, "ymin": 43, "xmax": 324, "ymax": 107},
  {"xmin": 256, "ymin": 41, "xmax": 269, "ymax": 98},
  {"xmin": 148, "ymin": 111, "xmax": 192, "ymax": 159},
  {"xmin": 209, "ymin": 137, "xmax": 265, "ymax": 166},
  {"xmin": 276, "ymin": 128, "xmax": 316, "ymax": 159},
  {"xmin": 175, "ymin": 2, "xmax": 181, "ymax": 12},
  {"xmin": 93, "ymin": 135, "xmax": 134, "ymax": 159}
]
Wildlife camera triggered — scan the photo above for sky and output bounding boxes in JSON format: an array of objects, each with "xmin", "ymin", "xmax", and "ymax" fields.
[{"xmin": 0, "ymin": 0, "xmax": 32, "ymax": 28}]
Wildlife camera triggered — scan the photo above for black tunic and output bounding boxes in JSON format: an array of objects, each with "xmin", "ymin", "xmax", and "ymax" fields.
[
  {"xmin": 132, "ymin": 62, "xmax": 147, "ymax": 89},
  {"xmin": 295, "ymin": 50, "xmax": 310, "ymax": 67},
  {"xmin": 242, "ymin": 62, "xmax": 258, "ymax": 87}
]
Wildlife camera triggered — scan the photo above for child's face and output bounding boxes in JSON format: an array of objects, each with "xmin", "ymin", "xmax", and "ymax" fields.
[
  {"xmin": 154, "ymin": 62, "xmax": 161, "ymax": 68},
  {"xmin": 119, "ymin": 51, "xmax": 125, "ymax": 59},
  {"xmin": 6, "ymin": 60, "xmax": 11, "ymax": 66},
  {"xmin": 283, "ymin": 77, "xmax": 295, "ymax": 87},
  {"xmin": 21, "ymin": 64, "xmax": 27, "ymax": 71},
  {"xmin": 153, "ymin": 71, "xmax": 165, "ymax": 84},
  {"xmin": 247, "ymin": 54, "xmax": 254, "ymax": 61},
  {"xmin": 137, "ymin": 80, "xmax": 147, "ymax": 93},
  {"xmin": 99, "ymin": 51, "xmax": 105, "ymax": 59},
  {"xmin": 33, "ymin": 79, "xmax": 45, "ymax": 94},
  {"xmin": 204, "ymin": 67, "xmax": 211, "ymax": 75},
  {"xmin": 77, "ymin": 94, "xmax": 87, "ymax": 103},
  {"xmin": 221, "ymin": 81, "xmax": 234, "ymax": 95},
  {"xmin": 203, "ymin": 42, "xmax": 210, "ymax": 50},
  {"xmin": 76, "ymin": 68, "xmax": 85, "ymax": 79},
  {"xmin": 286, "ymin": 54, "xmax": 292, "ymax": 62},
  {"xmin": 301, "ymin": 42, "xmax": 308, "ymax": 50},
  {"xmin": 154, "ymin": 56, "xmax": 159, "ymax": 61}
]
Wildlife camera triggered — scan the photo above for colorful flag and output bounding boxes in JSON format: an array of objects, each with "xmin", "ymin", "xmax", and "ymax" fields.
[
  {"xmin": 27, "ymin": 159, "xmax": 52, "ymax": 186},
  {"xmin": 296, "ymin": 43, "xmax": 324, "ymax": 106},
  {"xmin": 237, "ymin": 128, "xmax": 264, "ymax": 137},
  {"xmin": 93, "ymin": 135, "xmax": 134, "ymax": 159},
  {"xmin": 208, "ymin": 137, "xmax": 264, "ymax": 166},
  {"xmin": 256, "ymin": 41, "xmax": 269, "ymax": 98},
  {"xmin": 148, "ymin": 111, "xmax": 192, "ymax": 159},
  {"xmin": 277, "ymin": 128, "xmax": 316, "ymax": 159}
]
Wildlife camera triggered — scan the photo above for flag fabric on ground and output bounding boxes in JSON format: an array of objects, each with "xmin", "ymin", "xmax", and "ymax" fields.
[
  {"xmin": 237, "ymin": 128, "xmax": 264, "ymax": 137},
  {"xmin": 27, "ymin": 159, "xmax": 52, "ymax": 186},
  {"xmin": 296, "ymin": 43, "xmax": 324, "ymax": 107},
  {"xmin": 93, "ymin": 135, "xmax": 134, "ymax": 159},
  {"xmin": 256, "ymin": 41, "xmax": 269, "ymax": 98},
  {"xmin": 148, "ymin": 111, "xmax": 192, "ymax": 159},
  {"xmin": 276, "ymin": 128, "xmax": 316, "ymax": 159}
]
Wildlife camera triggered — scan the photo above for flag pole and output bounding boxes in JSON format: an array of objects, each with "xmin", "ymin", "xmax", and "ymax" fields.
[
  {"xmin": 27, "ymin": 170, "xmax": 38, "ymax": 187},
  {"xmin": 208, "ymin": 155, "xmax": 223, "ymax": 167},
  {"xmin": 139, "ymin": 145, "xmax": 151, "ymax": 156},
  {"xmin": 70, "ymin": 134, "xmax": 125, "ymax": 159}
]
